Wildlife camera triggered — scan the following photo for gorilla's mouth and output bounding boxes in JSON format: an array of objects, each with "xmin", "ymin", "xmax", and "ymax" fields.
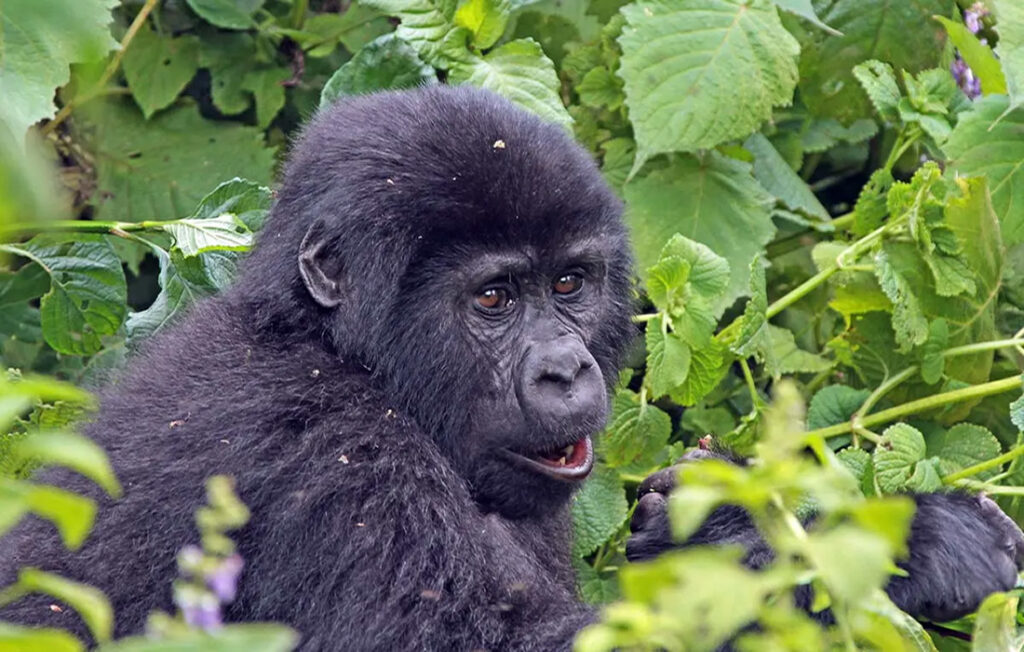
[{"xmin": 500, "ymin": 436, "xmax": 594, "ymax": 481}]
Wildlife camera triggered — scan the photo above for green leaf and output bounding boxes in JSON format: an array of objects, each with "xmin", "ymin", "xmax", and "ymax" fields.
[
  {"xmin": 97, "ymin": 624, "xmax": 299, "ymax": 652},
  {"xmin": 732, "ymin": 257, "xmax": 768, "ymax": 358},
  {"xmin": 669, "ymin": 339, "xmax": 729, "ymax": 407},
  {"xmin": 0, "ymin": 0, "xmax": 118, "ymax": 140},
  {"xmin": 200, "ymin": 32, "xmax": 257, "ymax": 115},
  {"xmin": 618, "ymin": 0, "xmax": 799, "ymax": 171},
  {"xmin": 320, "ymin": 35, "xmax": 436, "ymax": 108},
  {"xmin": 0, "ymin": 236, "xmax": 127, "ymax": 356},
  {"xmin": 161, "ymin": 214, "xmax": 253, "ymax": 258},
  {"xmin": 934, "ymin": 16, "xmax": 1006, "ymax": 96},
  {"xmin": 600, "ymin": 389, "xmax": 671, "ymax": 468},
  {"xmin": 1011, "ymin": 378, "xmax": 1024, "ymax": 432},
  {"xmin": 744, "ymin": 133, "xmax": 828, "ymax": 220},
  {"xmin": 798, "ymin": 0, "xmax": 952, "ymax": 123},
  {"xmin": 992, "ymin": 0, "xmax": 1024, "ymax": 113},
  {"xmin": 807, "ymin": 526, "xmax": 892, "ymax": 603},
  {"xmin": 624, "ymin": 153, "xmax": 775, "ymax": 313},
  {"xmin": 360, "ymin": 0, "xmax": 471, "ymax": 68},
  {"xmin": 14, "ymin": 432, "xmax": 121, "ymax": 497},
  {"xmin": 189, "ymin": 177, "xmax": 273, "ymax": 231},
  {"xmin": 836, "ymin": 447, "xmax": 871, "ymax": 483},
  {"xmin": 454, "ymin": 0, "xmax": 511, "ymax": 49},
  {"xmin": 83, "ymin": 99, "xmax": 275, "ymax": 223},
  {"xmin": 0, "ymin": 623, "xmax": 84, "ymax": 652},
  {"xmin": 769, "ymin": 0, "xmax": 838, "ymax": 35},
  {"xmin": 944, "ymin": 97, "xmax": 1024, "ymax": 246},
  {"xmin": 905, "ymin": 457, "xmax": 943, "ymax": 492},
  {"xmin": 644, "ymin": 316, "xmax": 691, "ymax": 399},
  {"xmin": 121, "ymin": 28, "xmax": 200, "ymax": 119},
  {"xmin": 184, "ymin": 0, "xmax": 263, "ymax": 30},
  {"xmin": 0, "ymin": 479, "xmax": 96, "ymax": 550},
  {"xmin": 928, "ymin": 423, "xmax": 1002, "ymax": 480},
  {"xmin": 241, "ymin": 67, "xmax": 290, "ymax": 129},
  {"xmin": 807, "ymin": 385, "xmax": 871, "ymax": 430},
  {"xmin": 646, "ymin": 234, "xmax": 730, "ymax": 346},
  {"xmin": 874, "ymin": 248, "xmax": 928, "ymax": 352},
  {"xmin": 571, "ymin": 464, "xmax": 628, "ymax": 558},
  {"xmin": 449, "ymin": 38, "xmax": 572, "ymax": 128},
  {"xmin": 873, "ymin": 423, "xmax": 927, "ymax": 494},
  {"xmin": 852, "ymin": 60, "xmax": 901, "ymax": 122},
  {"xmin": 972, "ymin": 592, "xmax": 1024, "ymax": 652},
  {"xmin": 917, "ymin": 318, "xmax": 948, "ymax": 385},
  {"xmin": 4, "ymin": 568, "xmax": 112, "ymax": 642},
  {"xmin": 576, "ymin": 67, "xmax": 624, "ymax": 110},
  {"xmin": 761, "ymin": 324, "xmax": 832, "ymax": 378},
  {"xmin": 573, "ymin": 558, "xmax": 620, "ymax": 605}
]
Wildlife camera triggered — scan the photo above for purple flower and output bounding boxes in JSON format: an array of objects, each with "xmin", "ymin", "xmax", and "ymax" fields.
[
  {"xmin": 965, "ymin": 2, "xmax": 989, "ymax": 34},
  {"xmin": 182, "ymin": 594, "xmax": 222, "ymax": 630},
  {"xmin": 951, "ymin": 57, "xmax": 982, "ymax": 99},
  {"xmin": 205, "ymin": 554, "xmax": 244, "ymax": 603}
]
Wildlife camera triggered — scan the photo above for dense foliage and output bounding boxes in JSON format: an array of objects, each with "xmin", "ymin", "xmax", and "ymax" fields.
[{"xmin": 3, "ymin": 0, "xmax": 1024, "ymax": 649}]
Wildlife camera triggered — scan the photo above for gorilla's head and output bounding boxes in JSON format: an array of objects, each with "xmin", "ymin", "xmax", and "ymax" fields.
[{"xmin": 239, "ymin": 86, "xmax": 635, "ymax": 518}]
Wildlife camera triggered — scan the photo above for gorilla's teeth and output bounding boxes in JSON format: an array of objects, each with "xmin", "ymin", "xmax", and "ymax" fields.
[
  {"xmin": 564, "ymin": 445, "xmax": 574, "ymax": 457},
  {"xmin": 558, "ymin": 457, "xmax": 567, "ymax": 465}
]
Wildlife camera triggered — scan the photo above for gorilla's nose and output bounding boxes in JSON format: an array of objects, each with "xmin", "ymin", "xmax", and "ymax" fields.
[{"xmin": 518, "ymin": 338, "xmax": 607, "ymax": 429}]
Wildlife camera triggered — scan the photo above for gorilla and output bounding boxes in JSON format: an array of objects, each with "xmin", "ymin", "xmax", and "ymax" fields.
[{"xmin": 2, "ymin": 85, "xmax": 1022, "ymax": 649}]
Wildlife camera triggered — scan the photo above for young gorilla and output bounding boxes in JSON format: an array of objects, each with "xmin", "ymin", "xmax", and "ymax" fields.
[{"xmin": 2, "ymin": 86, "xmax": 1022, "ymax": 648}]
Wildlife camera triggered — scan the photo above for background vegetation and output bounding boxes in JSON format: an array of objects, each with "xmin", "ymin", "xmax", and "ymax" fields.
[{"xmin": 2, "ymin": 0, "xmax": 1024, "ymax": 649}]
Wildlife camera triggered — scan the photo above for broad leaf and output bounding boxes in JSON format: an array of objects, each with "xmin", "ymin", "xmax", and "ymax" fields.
[
  {"xmin": 798, "ymin": 0, "xmax": 952, "ymax": 123},
  {"xmin": 321, "ymin": 35, "xmax": 436, "ymax": 108},
  {"xmin": 571, "ymin": 464, "xmax": 628, "ymax": 558},
  {"xmin": 0, "ymin": 236, "xmax": 126, "ymax": 356},
  {"xmin": 5, "ymin": 568, "xmax": 112, "ymax": 642},
  {"xmin": 646, "ymin": 235, "xmax": 730, "ymax": 347},
  {"xmin": 852, "ymin": 60, "xmax": 901, "ymax": 122},
  {"xmin": 600, "ymin": 389, "xmax": 671, "ymax": 469},
  {"xmin": 807, "ymin": 385, "xmax": 871, "ymax": 430},
  {"xmin": 0, "ymin": 623, "xmax": 84, "ymax": 652},
  {"xmin": 14, "ymin": 432, "xmax": 121, "ymax": 497},
  {"xmin": 361, "ymin": 0, "xmax": 471, "ymax": 68},
  {"xmin": 184, "ymin": 0, "xmax": 263, "ymax": 30},
  {"xmin": 1, "ymin": 479, "xmax": 96, "ymax": 550},
  {"xmin": 0, "ymin": 0, "xmax": 118, "ymax": 140},
  {"xmin": 645, "ymin": 316, "xmax": 691, "ymax": 399},
  {"xmin": 624, "ymin": 153, "xmax": 775, "ymax": 313},
  {"xmin": 993, "ymin": 0, "xmax": 1024, "ymax": 112},
  {"xmin": 121, "ymin": 28, "xmax": 200, "ymax": 119},
  {"xmin": 927, "ymin": 423, "xmax": 1002, "ymax": 480},
  {"xmin": 944, "ymin": 97, "xmax": 1024, "ymax": 246},
  {"xmin": 770, "ymin": 0, "xmax": 837, "ymax": 35},
  {"xmin": 973, "ymin": 593, "xmax": 1024, "ymax": 652},
  {"xmin": 241, "ymin": 66, "xmax": 290, "ymax": 129},
  {"xmin": 873, "ymin": 423, "xmax": 929, "ymax": 493},
  {"xmin": 745, "ymin": 133, "xmax": 828, "ymax": 220},
  {"xmin": 618, "ymin": 0, "xmax": 799, "ymax": 171},
  {"xmin": 449, "ymin": 38, "xmax": 572, "ymax": 127},
  {"xmin": 161, "ymin": 214, "xmax": 253, "ymax": 258},
  {"xmin": 934, "ymin": 16, "xmax": 1006, "ymax": 96},
  {"xmin": 455, "ymin": 0, "xmax": 511, "ymax": 49},
  {"xmin": 83, "ymin": 99, "xmax": 275, "ymax": 223}
]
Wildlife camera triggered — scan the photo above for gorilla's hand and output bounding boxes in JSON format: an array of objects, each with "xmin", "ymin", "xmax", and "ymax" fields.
[
  {"xmin": 626, "ymin": 450, "xmax": 763, "ymax": 564},
  {"xmin": 887, "ymin": 492, "xmax": 1024, "ymax": 621}
]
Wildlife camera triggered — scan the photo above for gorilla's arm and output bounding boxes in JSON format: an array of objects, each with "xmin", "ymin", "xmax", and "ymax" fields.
[{"xmin": 626, "ymin": 454, "xmax": 1024, "ymax": 622}]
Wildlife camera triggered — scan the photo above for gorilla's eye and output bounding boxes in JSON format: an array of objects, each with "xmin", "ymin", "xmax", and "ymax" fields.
[
  {"xmin": 475, "ymin": 286, "xmax": 516, "ymax": 312},
  {"xmin": 553, "ymin": 273, "xmax": 584, "ymax": 296}
]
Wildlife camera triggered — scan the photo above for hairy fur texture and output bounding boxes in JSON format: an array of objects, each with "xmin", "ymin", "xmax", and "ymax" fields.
[{"xmin": 1, "ymin": 86, "xmax": 633, "ymax": 649}]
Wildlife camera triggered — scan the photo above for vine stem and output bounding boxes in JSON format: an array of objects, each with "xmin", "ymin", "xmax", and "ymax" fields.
[
  {"xmin": 804, "ymin": 376, "xmax": 1023, "ymax": 440},
  {"xmin": 943, "ymin": 443, "xmax": 1024, "ymax": 483},
  {"xmin": 1, "ymin": 219, "xmax": 178, "ymax": 239},
  {"xmin": 41, "ymin": 0, "xmax": 160, "ymax": 136}
]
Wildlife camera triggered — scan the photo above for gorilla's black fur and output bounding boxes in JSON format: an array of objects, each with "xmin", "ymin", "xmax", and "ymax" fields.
[{"xmin": 2, "ymin": 86, "xmax": 1022, "ymax": 650}]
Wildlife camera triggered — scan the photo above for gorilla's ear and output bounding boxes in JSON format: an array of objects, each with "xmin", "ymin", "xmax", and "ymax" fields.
[{"xmin": 298, "ymin": 219, "xmax": 345, "ymax": 308}]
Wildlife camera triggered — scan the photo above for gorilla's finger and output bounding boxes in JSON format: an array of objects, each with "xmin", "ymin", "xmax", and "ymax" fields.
[
  {"xmin": 630, "ymin": 492, "xmax": 667, "ymax": 533},
  {"xmin": 637, "ymin": 467, "xmax": 679, "ymax": 497},
  {"xmin": 978, "ymin": 495, "xmax": 1024, "ymax": 566}
]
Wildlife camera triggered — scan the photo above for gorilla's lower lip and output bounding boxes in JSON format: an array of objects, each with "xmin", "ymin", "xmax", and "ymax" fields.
[{"xmin": 500, "ymin": 436, "xmax": 594, "ymax": 481}]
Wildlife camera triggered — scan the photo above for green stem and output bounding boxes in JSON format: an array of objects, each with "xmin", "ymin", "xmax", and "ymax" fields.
[
  {"xmin": 950, "ymin": 480, "xmax": 1024, "ymax": 496},
  {"xmin": 739, "ymin": 358, "xmax": 761, "ymax": 409},
  {"xmin": 289, "ymin": 0, "xmax": 308, "ymax": 28},
  {"xmin": 632, "ymin": 313, "xmax": 659, "ymax": 324},
  {"xmin": 943, "ymin": 443, "xmax": 1024, "ymax": 483},
  {"xmin": 805, "ymin": 376, "xmax": 1023, "ymax": 440}
]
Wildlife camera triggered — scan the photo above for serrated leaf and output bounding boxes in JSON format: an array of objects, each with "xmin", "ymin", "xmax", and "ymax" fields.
[
  {"xmin": 14, "ymin": 432, "xmax": 121, "ymax": 497},
  {"xmin": 321, "ymin": 35, "xmax": 436, "ymax": 108},
  {"xmin": 200, "ymin": 32, "xmax": 256, "ymax": 115},
  {"xmin": 573, "ymin": 558, "xmax": 620, "ymax": 605},
  {"xmin": 617, "ymin": 0, "xmax": 799, "ymax": 171},
  {"xmin": 0, "ymin": 236, "xmax": 127, "ymax": 356},
  {"xmin": 449, "ymin": 38, "xmax": 572, "ymax": 127},
  {"xmin": 121, "ymin": 28, "xmax": 200, "ymax": 119},
  {"xmin": 944, "ymin": 97, "xmax": 1024, "ymax": 245},
  {"xmin": 800, "ymin": 117, "xmax": 878, "ymax": 154},
  {"xmin": 874, "ymin": 249, "xmax": 928, "ymax": 352},
  {"xmin": 934, "ymin": 16, "xmax": 1006, "ymax": 96},
  {"xmin": 852, "ymin": 60, "xmax": 901, "ymax": 122},
  {"xmin": 917, "ymin": 318, "xmax": 948, "ymax": 385},
  {"xmin": 925, "ymin": 253, "xmax": 976, "ymax": 298},
  {"xmin": 745, "ymin": 133, "xmax": 828, "ymax": 220},
  {"xmin": 241, "ymin": 66, "xmax": 289, "ymax": 129},
  {"xmin": 189, "ymin": 177, "xmax": 273, "ymax": 230},
  {"xmin": 83, "ymin": 99, "xmax": 275, "ymax": 223},
  {"xmin": 762, "ymin": 324, "xmax": 832, "ymax": 378},
  {"xmin": 576, "ymin": 66, "xmax": 624, "ymax": 110},
  {"xmin": 184, "ymin": 0, "xmax": 262, "ymax": 30},
  {"xmin": 600, "ymin": 138, "xmax": 635, "ymax": 191},
  {"xmin": 973, "ymin": 592, "xmax": 1024, "ymax": 652},
  {"xmin": 644, "ymin": 316, "xmax": 691, "ymax": 399},
  {"xmin": 770, "ymin": 0, "xmax": 838, "ymax": 34},
  {"xmin": 807, "ymin": 385, "xmax": 871, "ymax": 430},
  {"xmin": 732, "ymin": 257, "xmax": 768, "ymax": 358},
  {"xmin": 161, "ymin": 214, "xmax": 253, "ymax": 257},
  {"xmin": 1011, "ymin": 378, "xmax": 1024, "ymax": 432},
  {"xmin": 624, "ymin": 153, "xmax": 774, "ymax": 314},
  {"xmin": 670, "ymin": 339, "xmax": 729, "ymax": 407},
  {"xmin": 645, "ymin": 235, "xmax": 730, "ymax": 347},
  {"xmin": 571, "ymin": 464, "xmax": 628, "ymax": 558},
  {"xmin": 905, "ymin": 457, "xmax": 943, "ymax": 492},
  {"xmin": 0, "ymin": 0, "xmax": 119, "ymax": 140},
  {"xmin": 992, "ymin": 0, "xmax": 1024, "ymax": 113},
  {"xmin": 837, "ymin": 447, "xmax": 871, "ymax": 483},
  {"xmin": 600, "ymin": 389, "xmax": 671, "ymax": 468},
  {"xmin": 798, "ymin": 0, "xmax": 952, "ymax": 123},
  {"xmin": 873, "ymin": 423, "xmax": 927, "ymax": 493},
  {"xmin": 361, "ymin": 0, "xmax": 471, "ymax": 68},
  {"xmin": 928, "ymin": 423, "xmax": 1002, "ymax": 480},
  {"xmin": 454, "ymin": 0, "xmax": 511, "ymax": 49}
]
